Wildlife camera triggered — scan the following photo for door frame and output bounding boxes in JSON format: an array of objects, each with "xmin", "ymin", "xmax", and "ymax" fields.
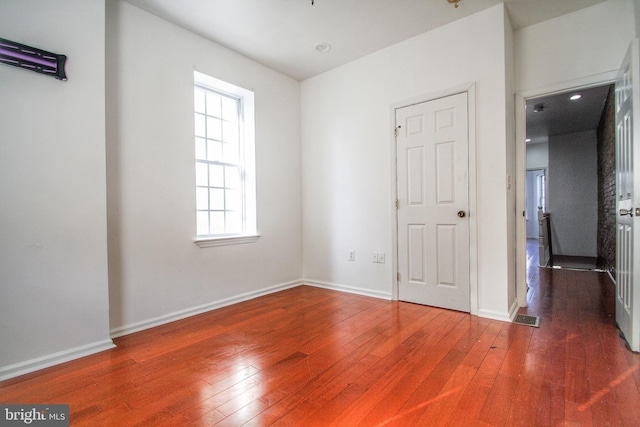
[
  {"xmin": 515, "ymin": 71, "xmax": 618, "ymax": 308},
  {"xmin": 390, "ymin": 82, "xmax": 478, "ymax": 315}
]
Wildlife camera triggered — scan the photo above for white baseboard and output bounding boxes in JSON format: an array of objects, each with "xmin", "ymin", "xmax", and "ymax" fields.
[
  {"xmin": 477, "ymin": 305, "xmax": 515, "ymax": 323},
  {"xmin": 607, "ymin": 270, "xmax": 616, "ymax": 285},
  {"xmin": 0, "ymin": 339, "xmax": 116, "ymax": 381},
  {"xmin": 508, "ymin": 299, "xmax": 520, "ymax": 322},
  {"xmin": 303, "ymin": 279, "xmax": 393, "ymax": 300},
  {"xmin": 110, "ymin": 279, "xmax": 303, "ymax": 338}
]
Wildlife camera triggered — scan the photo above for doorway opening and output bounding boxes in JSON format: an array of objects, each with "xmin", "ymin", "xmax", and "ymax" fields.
[{"xmin": 523, "ymin": 84, "xmax": 615, "ymax": 300}]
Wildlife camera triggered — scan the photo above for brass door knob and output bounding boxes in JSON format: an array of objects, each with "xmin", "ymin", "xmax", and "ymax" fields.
[{"xmin": 457, "ymin": 210, "xmax": 466, "ymax": 218}]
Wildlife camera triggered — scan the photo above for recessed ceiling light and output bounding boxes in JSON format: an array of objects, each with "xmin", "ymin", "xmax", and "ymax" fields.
[
  {"xmin": 314, "ymin": 42, "xmax": 332, "ymax": 53},
  {"xmin": 525, "ymin": 138, "xmax": 531, "ymax": 142},
  {"xmin": 569, "ymin": 94, "xmax": 582, "ymax": 100}
]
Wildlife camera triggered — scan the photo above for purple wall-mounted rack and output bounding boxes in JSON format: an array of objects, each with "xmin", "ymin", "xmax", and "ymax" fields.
[{"xmin": 0, "ymin": 37, "xmax": 67, "ymax": 81}]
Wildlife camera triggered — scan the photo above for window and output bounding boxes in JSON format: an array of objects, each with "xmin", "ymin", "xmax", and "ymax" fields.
[
  {"xmin": 536, "ymin": 173, "xmax": 546, "ymax": 211},
  {"xmin": 193, "ymin": 71, "xmax": 257, "ymax": 247}
]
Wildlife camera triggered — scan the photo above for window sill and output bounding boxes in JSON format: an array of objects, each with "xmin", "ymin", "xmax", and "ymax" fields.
[{"xmin": 194, "ymin": 234, "xmax": 260, "ymax": 248}]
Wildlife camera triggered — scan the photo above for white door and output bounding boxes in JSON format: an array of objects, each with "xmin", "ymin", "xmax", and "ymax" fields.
[
  {"xmin": 396, "ymin": 93, "xmax": 470, "ymax": 312},
  {"xmin": 616, "ymin": 39, "xmax": 640, "ymax": 352}
]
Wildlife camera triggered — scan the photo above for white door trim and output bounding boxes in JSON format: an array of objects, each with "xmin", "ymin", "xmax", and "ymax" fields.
[
  {"xmin": 390, "ymin": 82, "xmax": 478, "ymax": 315},
  {"xmin": 515, "ymin": 71, "xmax": 618, "ymax": 308}
]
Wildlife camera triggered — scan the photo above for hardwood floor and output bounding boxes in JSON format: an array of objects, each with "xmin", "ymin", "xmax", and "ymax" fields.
[{"xmin": 2, "ymin": 266, "xmax": 640, "ymax": 425}]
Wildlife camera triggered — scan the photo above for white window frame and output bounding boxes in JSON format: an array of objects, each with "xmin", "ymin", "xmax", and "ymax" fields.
[{"xmin": 193, "ymin": 71, "xmax": 258, "ymax": 247}]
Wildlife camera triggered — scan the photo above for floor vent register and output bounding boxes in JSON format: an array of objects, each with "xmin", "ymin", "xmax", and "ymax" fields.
[{"xmin": 514, "ymin": 314, "xmax": 540, "ymax": 328}]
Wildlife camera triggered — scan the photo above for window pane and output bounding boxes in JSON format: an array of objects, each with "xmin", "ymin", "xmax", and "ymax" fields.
[
  {"xmin": 194, "ymin": 89, "xmax": 205, "ymax": 114},
  {"xmin": 210, "ymin": 188, "xmax": 224, "ymax": 210},
  {"xmin": 195, "ymin": 114, "xmax": 206, "ymax": 137},
  {"xmin": 206, "ymin": 92, "xmax": 222, "ymax": 117},
  {"xmin": 226, "ymin": 189, "xmax": 241, "ymax": 211},
  {"xmin": 225, "ymin": 167, "xmax": 240, "ymax": 189},
  {"xmin": 194, "ymin": 72, "xmax": 255, "ymax": 238},
  {"xmin": 226, "ymin": 211, "xmax": 242, "ymax": 234},
  {"xmin": 196, "ymin": 187, "xmax": 209, "ymax": 210},
  {"xmin": 195, "ymin": 162, "xmax": 208, "ymax": 186},
  {"xmin": 223, "ymin": 142, "xmax": 239, "ymax": 164},
  {"xmin": 222, "ymin": 97, "xmax": 238, "ymax": 122},
  {"xmin": 207, "ymin": 117, "xmax": 222, "ymax": 140},
  {"xmin": 222, "ymin": 121, "xmax": 238, "ymax": 144},
  {"xmin": 209, "ymin": 164, "xmax": 224, "ymax": 188},
  {"xmin": 210, "ymin": 212, "xmax": 225, "ymax": 234},
  {"xmin": 195, "ymin": 137, "xmax": 206, "ymax": 160},
  {"xmin": 196, "ymin": 211, "xmax": 209, "ymax": 235},
  {"xmin": 207, "ymin": 139, "xmax": 222, "ymax": 162}
]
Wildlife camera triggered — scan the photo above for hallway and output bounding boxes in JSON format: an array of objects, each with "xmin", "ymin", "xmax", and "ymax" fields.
[
  {"xmin": 522, "ymin": 239, "xmax": 614, "ymax": 317},
  {"xmin": 517, "ymin": 240, "xmax": 639, "ymax": 424}
]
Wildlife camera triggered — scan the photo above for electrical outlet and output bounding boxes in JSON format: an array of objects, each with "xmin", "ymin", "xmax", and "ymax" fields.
[
  {"xmin": 378, "ymin": 252, "xmax": 385, "ymax": 264},
  {"xmin": 349, "ymin": 250, "xmax": 355, "ymax": 261},
  {"xmin": 371, "ymin": 251, "xmax": 378, "ymax": 263}
]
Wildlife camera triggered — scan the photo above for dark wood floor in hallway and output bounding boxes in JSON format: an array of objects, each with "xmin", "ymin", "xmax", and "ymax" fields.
[{"xmin": 2, "ymin": 269, "xmax": 640, "ymax": 425}]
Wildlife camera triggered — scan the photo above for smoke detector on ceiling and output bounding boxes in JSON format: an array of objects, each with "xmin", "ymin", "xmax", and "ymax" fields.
[{"xmin": 314, "ymin": 42, "xmax": 332, "ymax": 53}]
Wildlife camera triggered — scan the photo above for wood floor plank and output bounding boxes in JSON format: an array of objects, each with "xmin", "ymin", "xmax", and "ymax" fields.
[
  {"xmin": 412, "ymin": 362, "xmax": 479, "ymax": 426},
  {"xmin": 392, "ymin": 317, "xmax": 494, "ymax": 425},
  {"xmin": 353, "ymin": 311, "xmax": 466, "ymax": 426},
  {"xmin": 253, "ymin": 332, "xmax": 389, "ymax": 425},
  {"xmin": 2, "ymin": 273, "xmax": 640, "ymax": 427},
  {"xmin": 479, "ymin": 373, "xmax": 521, "ymax": 426},
  {"xmin": 324, "ymin": 335, "xmax": 426, "ymax": 426},
  {"xmin": 445, "ymin": 322, "xmax": 506, "ymax": 426}
]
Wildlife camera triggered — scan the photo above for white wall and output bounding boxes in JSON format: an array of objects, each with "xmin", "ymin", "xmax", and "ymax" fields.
[
  {"xmin": 301, "ymin": 5, "xmax": 514, "ymax": 319},
  {"xmin": 0, "ymin": 0, "xmax": 112, "ymax": 378},
  {"xmin": 636, "ymin": 0, "xmax": 640, "ymax": 37},
  {"xmin": 106, "ymin": 1, "xmax": 303, "ymax": 334},
  {"xmin": 515, "ymin": 0, "xmax": 636, "ymax": 93},
  {"xmin": 548, "ymin": 131, "xmax": 598, "ymax": 257},
  {"xmin": 526, "ymin": 140, "xmax": 549, "ymax": 170}
]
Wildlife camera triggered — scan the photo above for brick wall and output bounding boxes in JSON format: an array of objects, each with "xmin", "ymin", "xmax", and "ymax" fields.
[{"xmin": 597, "ymin": 85, "xmax": 616, "ymax": 273}]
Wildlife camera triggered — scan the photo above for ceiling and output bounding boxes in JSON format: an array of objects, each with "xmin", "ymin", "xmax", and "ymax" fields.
[
  {"xmin": 125, "ymin": 0, "xmax": 608, "ymax": 81},
  {"xmin": 526, "ymin": 85, "xmax": 612, "ymax": 144},
  {"xmin": 123, "ymin": 0, "xmax": 612, "ymax": 140}
]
